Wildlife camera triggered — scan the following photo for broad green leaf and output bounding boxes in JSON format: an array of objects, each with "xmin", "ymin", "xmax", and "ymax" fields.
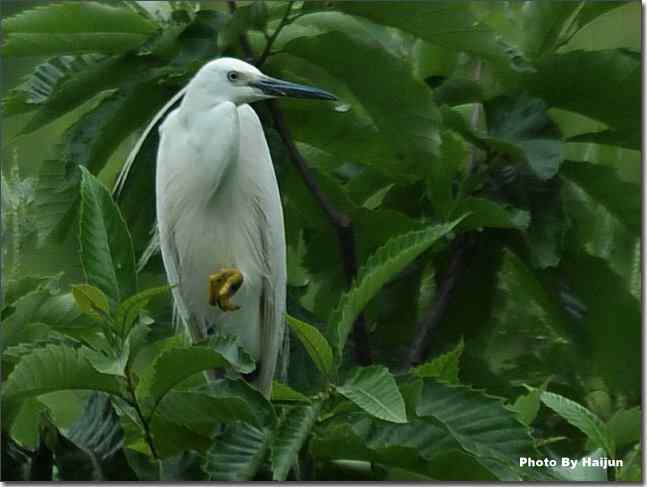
[
  {"xmin": 271, "ymin": 381, "xmax": 311, "ymax": 404},
  {"xmin": 508, "ymin": 387, "xmax": 543, "ymax": 426},
  {"xmin": 337, "ymin": 366, "xmax": 407, "ymax": 424},
  {"xmin": 286, "ymin": 314, "xmax": 333, "ymax": 377},
  {"xmin": 329, "ymin": 218, "xmax": 463, "ymax": 356},
  {"xmin": 3, "ymin": 345, "xmax": 125, "ymax": 424},
  {"xmin": 135, "ymin": 340, "xmax": 255, "ymax": 415},
  {"xmin": 2, "ymin": 53, "xmax": 104, "ymax": 119},
  {"xmin": 204, "ymin": 379, "xmax": 277, "ymax": 429},
  {"xmin": 2, "ymin": 274, "xmax": 58, "ymax": 308},
  {"xmin": 81, "ymin": 344, "xmax": 129, "ymax": 377},
  {"xmin": 411, "ymin": 339, "xmax": 463, "ymax": 384},
  {"xmin": 561, "ymin": 161, "xmax": 640, "ymax": 236},
  {"xmin": 427, "ymin": 130, "xmax": 466, "ymax": 217},
  {"xmin": 484, "ymin": 94, "xmax": 564, "ymax": 180},
  {"xmin": 1, "ymin": 2, "xmax": 157, "ymax": 57},
  {"xmin": 551, "ymin": 448, "xmax": 608, "ymax": 481},
  {"xmin": 557, "ymin": 250, "xmax": 640, "ymax": 398},
  {"xmin": 606, "ymin": 407, "xmax": 641, "ymax": 449},
  {"xmin": 71, "ymin": 284, "xmax": 110, "ymax": 318},
  {"xmin": 281, "ymin": 28, "xmax": 441, "ymax": 181},
  {"xmin": 1, "ymin": 289, "xmax": 89, "ymax": 347},
  {"xmin": 63, "ymin": 392, "xmax": 136, "ymax": 480},
  {"xmin": 525, "ymin": 178, "xmax": 568, "ymax": 269},
  {"xmin": 416, "ymin": 380, "xmax": 538, "ymax": 479},
  {"xmin": 32, "ymin": 159, "xmax": 79, "ymax": 246},
  {"xmin": 36, "ymin": 79, "xmax": 170, "ymax": 245},
  {"xmin": 451, "ymin": 198, "xmax": 530, "ymax": 232},
  {"xmin": 617, "ymin": 444, "xmax": 641, "ymax": 482},
  {"xmin": 540, "ymin": 390, "xmax": 615, "ymax": 457},
  {"xmin": 149, "ymin": 412, "xmax": 212, "ymax": 459},
  {"xmin": 115, "ymin": 286, "xmax": 170, "ymax": 337},
  {"xmin": 203, "ymin": 422, "xmax": 270, "ymax": 481},
  {"xmin": 310, "ymin": 413, "xmax": 509, "ymax": 480},
  {"xmin": 271, "ymin": 401, "xmax": 322, "ymax": 480},
  {"xmin": 79, "ymin": 167, "xmax": 136, "ymax": 303},
  {"xmin": 337, "ymin": 2, "xmax": 524, "ymax": 76},
  {"xmin": 524, "ymin": 49, "xmax": 640, "ymax": 149},
  {"xmin": 156, "ymin": 390, "xmax": 258, "ymax": 435},
  {"xmin": 444, "ymin": 94, "xmax": 564, "ymax": 180}
]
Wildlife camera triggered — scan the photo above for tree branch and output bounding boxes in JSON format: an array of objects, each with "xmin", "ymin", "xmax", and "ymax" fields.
[
  {"xmin": 227, "ymin": 0, "xmax": 371, "ymax": 365},
  {"xmin": 401, "ymin": 60, "xmax": 483, "ymax": 370},
  {"xmin": 267, "ymin": 102, "xmax": 371, "ymax": 365},
  {"xmin": 402, "ymin": 235, "xmax": 474, "ymax": 369},
  {"xmin": 256, "ymin": 1, "xmax": 293, "ymax": 68}
]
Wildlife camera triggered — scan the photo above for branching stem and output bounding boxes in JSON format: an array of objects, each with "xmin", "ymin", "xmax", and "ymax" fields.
[
  {"xmin": 401, "ymin": 60, "xmax": 483, "ymax": 369},
  {"xmin": 125, "ymin": 370, "xmax": 159, "ymax": 460},
  {"xmin": 256, "ymin": 1, "xmax": 294, "ymax": 68}
]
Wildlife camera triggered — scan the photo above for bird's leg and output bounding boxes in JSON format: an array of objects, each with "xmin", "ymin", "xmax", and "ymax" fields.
[{"xmin": 208, "ymin": 268, "xmax": 244, "ymax": 312}]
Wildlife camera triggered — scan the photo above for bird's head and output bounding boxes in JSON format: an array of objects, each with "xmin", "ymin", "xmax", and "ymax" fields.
[{"xmin": 188, "ymin": 57, "xmax": 337, "ymax": 106}]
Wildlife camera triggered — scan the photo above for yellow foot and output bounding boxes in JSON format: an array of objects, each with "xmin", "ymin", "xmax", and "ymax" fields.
[{"xmin": 208, "ymin": 268, "xmax": 243, "ymax": 312}]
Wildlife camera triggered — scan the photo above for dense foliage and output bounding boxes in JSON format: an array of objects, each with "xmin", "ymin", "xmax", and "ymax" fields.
[{"xmin": 1, "ymin": 0, "xmax": 641, "ymax": 481}]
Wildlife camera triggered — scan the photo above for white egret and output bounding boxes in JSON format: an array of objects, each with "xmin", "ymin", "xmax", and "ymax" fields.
[{"xmin": 155, "ymin": 58, "xmax": 336, "ymax": 396}]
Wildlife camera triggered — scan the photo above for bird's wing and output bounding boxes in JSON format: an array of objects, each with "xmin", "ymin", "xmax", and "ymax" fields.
[
  {"xmin": 238, "ymin": 105, "xmax": 287, "ymax": 396},
  {"xmin": 113, "ymin": 87, "xmax": 186, "ymax": 198}
]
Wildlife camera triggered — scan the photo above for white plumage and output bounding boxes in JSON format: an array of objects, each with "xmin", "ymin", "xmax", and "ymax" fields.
[{"xmin": 152, "ymin": 58, "xmax": 335, "ymax": 396}]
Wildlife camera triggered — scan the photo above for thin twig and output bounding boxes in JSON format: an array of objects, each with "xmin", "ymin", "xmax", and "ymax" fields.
[
  {"xmin": 401, "ymin": 60, "xmax": 483, "ymax": 370},
  {"xmin": 126, "ymin": 371, "xmax": 159, "ymax": 460},
  {"xmin": 256, "ymin": 0, "xmax": 294, "ymax": 68},
  {"xmin": 226, "ymin": 0, "xmax": 371, "ymax": 365},
  {"xmin": 227, "ymin": 1, "xmax": 254, "ymax": 63}
]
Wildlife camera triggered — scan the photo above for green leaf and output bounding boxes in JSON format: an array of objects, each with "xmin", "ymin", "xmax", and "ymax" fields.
[
  {"xmin": 508, "ymin": 386, "xmax": 543, "ymax": 426},
  {"xmin": 427, "ymin": 130, "xmax": 466, "ymax": 217},
  {"xmin": 81, "ymin": 344, "xmax": 129, "ymax": 377},
  {"xmin": 411, "ymin": 338, "xmax": 463, "ymax": 384},
  {"xmin": 337, "ymin": 366, "xmax": 407, "ymax": 424},
  {"xmin": 617, "ymin": 444, "xmax": 641, "ymax": 482},
  {"xmin": 329, "ymin": 218, "xmax": 463, "ymax": 356},
  {"xmin": 115, "ymin": 286, "xmax": 170, "ymax": 337},
  {"xmin": 524, "ymin": 49, "xmax": 640, "ymax": 149},
  {"xmin": 606, "ymin": 407, "xmax": 641, "ymax": 449},
  {"xmin": 416, "ymin": 380, "xmax": 538, "ymax": 480},
  {"xmin": 2, "ymin": 289, "xmax": 88, "ymax": 342},
  {"xmin": 337, "ymin": 2, "xmax": 524, "ymax": 75},
  {"xmin": 539, "ymin": 390, "xmax": 615, "ymax": 457},
  {"xmin": 271, "ymin": 381, "xmax": 311, "ymax": 404},
  {"xmin": 551, "ymin": 448, "xmax": 608, "ymax": 481},
  {"xmin": 485, "ymin": 94, "xmax": 564, "ymax": 180},
  {"xmin": 451, "ymin": 198, "xmax": 530, "ymax": 232},
  {"xmin": 36, "ymin": 79, "xmax": 171, "ymax": 244},
  {"xmin": 561, "ymin": 161, "xmax": 640, "ymax": 236},
  {"xmin": 63, "ymin": 392, "xmax": 136, "ymax": 480},
  {"xmin": 2, "ymin": 53, "xmax": 104, "ymax": 117},
  {"xmin": 204, "ymin": 379, "xmax": 277, "ymax": 429},
  {"xmin": 135, "ymin": 341, "xmax": 255, "ymax": 416},
  {"xmin": 203, "ymin": 422, "xmax": 270, "ymax": 481},
  {"xmin": 271, "ymin": 401, "xmax": 322, "ymax": 480},
  {"xmin": 71, "ymin": 284, "xmax": 110, "ymax": 319},
  {"xmin": 156, "ymin": 390, "xmax": 258, "ymax": 435},
  {"xmin": 286, "ymin": 314, "xmax": 333, "ymax": 377},
  {"xmin": 3, "ymin": 345, "xmax": 125, "ymax": 425},
  {"xmin": 1, "ymin": 2, "xmax": 157, "ymax": 57},
  {"xmin": 79, "ymin": 167, "xmax": 136, "ymax": 303},
  {"xmin": 280, "ymin": 28, "xmax": 441, "ymax": 181}
]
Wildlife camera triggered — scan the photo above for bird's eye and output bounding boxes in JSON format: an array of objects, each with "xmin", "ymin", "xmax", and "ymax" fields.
[{"xmin": 227, "ymin": 71, "xmax": 239, "ymax": 82}]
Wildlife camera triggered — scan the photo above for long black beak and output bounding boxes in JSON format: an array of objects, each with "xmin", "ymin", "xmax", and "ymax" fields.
[{"xmin": 250, "ymin": 76, "xmax": 337, "ymax": 101}]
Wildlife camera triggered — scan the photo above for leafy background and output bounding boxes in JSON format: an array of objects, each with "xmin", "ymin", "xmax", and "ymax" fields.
[{"xmin": 1, "ymin": 0, "xmax": 641, "ymax": 481}]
